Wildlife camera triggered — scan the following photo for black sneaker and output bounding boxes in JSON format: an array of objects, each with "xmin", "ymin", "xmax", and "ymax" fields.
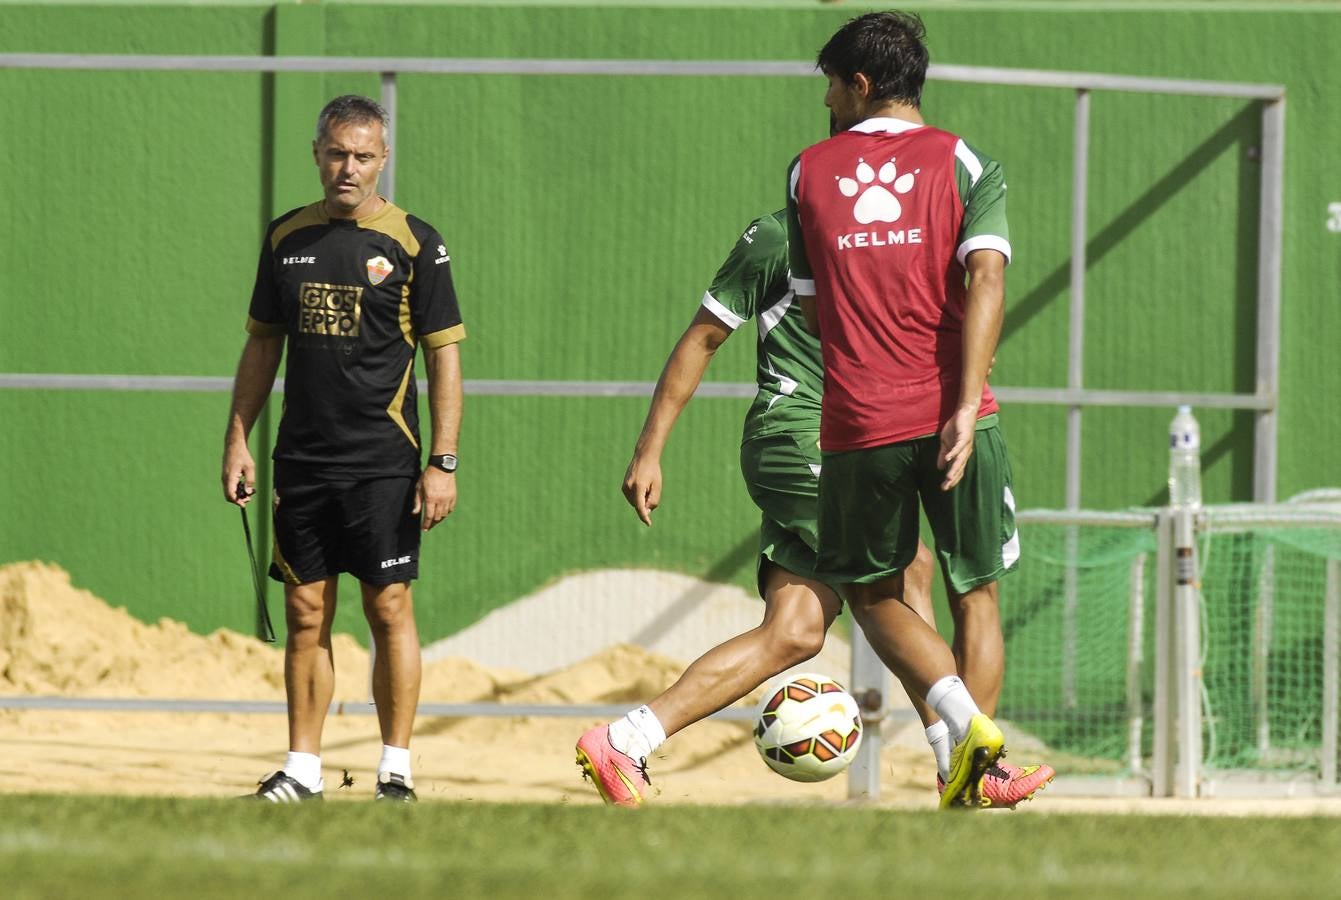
[
  {"xmin": 374, "ymin": 772, "xmax": 417, "ymax": 802},
  {"xmin": 247, "ymin": 770, "xmax": 324, "ymax": 803}
]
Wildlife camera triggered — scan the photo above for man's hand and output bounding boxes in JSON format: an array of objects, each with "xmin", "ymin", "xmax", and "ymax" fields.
[
  {"xmin": 414, "ymin": 467, "xmax": 457, "ymax": 531},
  {"xmin": 622, "ymin": 453, "xmax": 662, "ymax": 526},
  {"xmin": 937, "ymin": 405, "xmax": 980, "ymax": 491},
  {"xmin": 222, "ymin": 441, "xmax": 258, "ymax": 507}
]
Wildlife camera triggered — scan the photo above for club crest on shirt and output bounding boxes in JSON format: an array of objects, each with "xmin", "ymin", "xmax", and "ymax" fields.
[{"xmin": 366, "ymin": 256, "xmax": 394, "ymax": 286}]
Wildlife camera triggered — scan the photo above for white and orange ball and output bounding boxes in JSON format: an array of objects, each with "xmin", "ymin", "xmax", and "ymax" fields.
[{"xmin": 752, "ymin": 674, "xmax": 863, "ymax": 783}]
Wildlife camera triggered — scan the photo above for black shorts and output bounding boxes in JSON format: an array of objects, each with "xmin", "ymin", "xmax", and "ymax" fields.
[{"xmin": 268, "ymin": 462, "xmax": 421, "ymax": 586}]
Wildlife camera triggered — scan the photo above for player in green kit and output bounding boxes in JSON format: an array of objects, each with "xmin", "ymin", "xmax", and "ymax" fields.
[{"xmin": 574, "ymin": 208, "xmax": 1053, "ymax": 808}]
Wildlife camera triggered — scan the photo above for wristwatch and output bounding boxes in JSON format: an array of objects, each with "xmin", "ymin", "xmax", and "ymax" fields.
[{"xmin": 427, "ymin": 453, "xmax": 458, "ymax": 473}]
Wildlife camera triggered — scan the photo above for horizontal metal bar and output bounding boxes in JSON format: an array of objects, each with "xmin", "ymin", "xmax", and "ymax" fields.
[
  {"xmin": 1015, "ymin": 509, "xmax": 1158, "ymax": 528},
  {"xmin": 0, "ymin": 54, "xmax": 815, "ymax": 76},
  {"xmin": 1, "ymin": 694, "xmax": 923, "ymax": 725},
  {"xmin": 0, "ymin": 53, "xmax": 1284, "ymax": 98},
  {"xmin": 992, "ymin": 386, "xmax": 1272, "ymax": 410},
  {"xmin": 1042, "ymin": 777, "xmax": 1154, "ymax": 798},
  {"xmin": 0, "ymin": 374, "xmax": 236, "ymax": 392},
  {"xmin": 1204, "ymin": 509, "xmax": 1341, "ymax": 530},
  {"xmin": 465, "ymin": 379, "xmax": 754, "ymax": 398},
  {"xmin": 930, "ymin": 63, "xmax": 1283, "ymax": 99},
  {"xmin": 0, "ymin": 373, "xmax": 1274, "ymax": 410},
  {"xmin": 0, "ymin": 695, "xmax": 761, "ymax": 720},
  {"xmin": 0, "ymin": 373, "xmax": 753, "ymax": 399}
]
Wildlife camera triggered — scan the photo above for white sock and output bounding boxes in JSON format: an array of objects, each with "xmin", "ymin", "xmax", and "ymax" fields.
[
  {"xmin": 284, "ymin": 751, "xmax": 323, "ymax": 791},
  {"xmin": 606, "ymin": 705, "xmax": 667, "ymax": 761},
  {"xmin": 378, "ymin": 744, "xmax": 412, "ymax": 779},
  {"xmin": 925, "ymin": 676, "xmax": 982, "ymax": 744},
  {"xmin": 925, "ymin": 720, "xmax": 952, "ymax": 782}
]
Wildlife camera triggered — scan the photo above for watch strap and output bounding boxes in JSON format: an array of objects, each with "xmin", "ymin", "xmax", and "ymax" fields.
[{"xmin": 427, "ymin": 453, "xmax": 458, "ymax": 473}]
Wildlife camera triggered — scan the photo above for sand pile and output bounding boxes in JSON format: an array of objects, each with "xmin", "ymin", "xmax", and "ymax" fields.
[
  {"xmin": 0, "ymin": 562, "xmax": 722, "ymax": 711},
  {"xmin": 0, "ymin": 561, "xmax": 519, "ymax": 704},
  {"xmin": 0, "ymin": 561, "xmax": 290, "ymax": 700}
]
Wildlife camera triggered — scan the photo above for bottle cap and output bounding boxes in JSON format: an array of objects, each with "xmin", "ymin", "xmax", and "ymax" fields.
[{"xmin": 1177, "ymin": 404, "xmax": 1191, "ymax": 414}]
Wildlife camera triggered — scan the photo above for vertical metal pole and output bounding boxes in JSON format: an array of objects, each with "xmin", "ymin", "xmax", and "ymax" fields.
[
  {"xmin": 1062, "ymin": 529, "xmax": 1080, "ymax": 710},
  {"xmin": 380, "ymin": 71, "xmax": 397, "ymax": 202},
  {"xmin": 1066, "ymin": 87, "xmax": 1091, "ymax": 510},
  {"xmin": 1127, "ymin": 552, "xmax": 1148, "ymax": 774},
  {"xmin": 1253, "ymin": 546, "xmax": 1276, "ymax": 760},
  {"xmin": 1249, "ymin": 98, "xmax": 1285, "ymax": 764},
  {"xmin": 846, "ymin": 627, "xmax": 887, "ymax": 800},
  {"xmin": 1173, "ymin": 507, "xmax": 1202, "ymax": 798},
  {"xmin": 1322, "ymin": 559, "xmax": 1339, "ymax": 788},
  {"xmin": 1152, "ymin": 510, "xmax": 1175, "ymax": 796},
  {"xmin": 1253, "ymin": 97, "xmax": 1285, "ymax": 504},
  {"xmin": 1061, "ymin": 88, "xmax": 1091, "ymax": 711}
]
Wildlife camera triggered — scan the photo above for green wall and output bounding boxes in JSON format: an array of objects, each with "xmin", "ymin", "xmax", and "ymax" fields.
[{"xmin": 2, "ymin": 1, "xmax": 1338, "ymax": 642}]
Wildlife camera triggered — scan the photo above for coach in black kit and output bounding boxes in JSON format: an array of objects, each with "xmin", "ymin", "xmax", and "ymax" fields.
[{"xmin": 222, "ymin": 95, "xmax": 465, "ymax": 803}]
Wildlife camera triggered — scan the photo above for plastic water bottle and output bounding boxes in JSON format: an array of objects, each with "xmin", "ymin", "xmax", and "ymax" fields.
[{"xmin": 1168, "ymin": 405, "xmax": 1202, "ymax": 507}]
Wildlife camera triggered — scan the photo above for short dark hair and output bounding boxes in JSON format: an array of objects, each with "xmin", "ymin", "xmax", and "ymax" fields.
[
  {"xmin": 817, "ymin": 11, "xmax": 930, "ymax": 109},
  {"xmin": 315, "ymin": 95, "xmax": 389, "ymax": 145}
]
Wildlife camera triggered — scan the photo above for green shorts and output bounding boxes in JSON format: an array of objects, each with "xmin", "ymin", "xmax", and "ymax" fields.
[
  {"xmin": 816, "ymin": 418, "xmax": 1020, "ymax": 594},
  {"xmin": 739, "ymin": 431, "xmax": 829, "ymax": 597}
]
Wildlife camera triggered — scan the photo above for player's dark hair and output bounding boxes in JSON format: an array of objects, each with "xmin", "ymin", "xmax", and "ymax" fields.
[
  {"xmin": 315, "ymin": 95, "xmax": 389, "ymax": 145},
  {"xmin": 817, "ymin": 11, "xmax": 929, "ymax": 109}
]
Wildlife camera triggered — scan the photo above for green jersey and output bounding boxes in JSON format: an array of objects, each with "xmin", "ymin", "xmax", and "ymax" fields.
[{"xmin": 701, "ymin": 211, "xmax": 823, "ymax": 442}]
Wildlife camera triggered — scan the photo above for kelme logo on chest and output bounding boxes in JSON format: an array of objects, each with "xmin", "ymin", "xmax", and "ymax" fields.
[
  {"xmin": 298, "ymin": 282, "xmax": 363, "ymax": 337},
  {"xmin": 366, "ymin": 256, "xmax": 394, "ymax": 286}
]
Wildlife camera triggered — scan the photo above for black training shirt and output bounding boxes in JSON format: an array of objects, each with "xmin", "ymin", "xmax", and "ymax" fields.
[{"xmin": 246, "ymin": 200, "xmax": 465, "ymax": 478}]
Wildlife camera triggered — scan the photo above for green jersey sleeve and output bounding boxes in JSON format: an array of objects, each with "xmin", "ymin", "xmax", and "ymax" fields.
[
  {"xmin": 785, "ymin": 155, "xmax": 815, "ymax": 295},
  {"xmin": 953, "ymin": 139, "xmax": 1012, "ymax": 267},
  {"xmin": 702, "ymin": 213, "xmax": 788, "ymax": 331}
]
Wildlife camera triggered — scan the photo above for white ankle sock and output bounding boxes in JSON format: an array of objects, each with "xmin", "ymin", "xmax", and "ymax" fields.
[
  {"xmin": 925, "ymin": 720, "xmax": 952, "ymax": 781},
  {"xmin": 378, "ymin": 744, "xmax": 412, "ymax": 779},
  {"xmin": 606, "ymin": 705, "xmax": 667, "ymax": 761},
  {"xmin": 925, "ymin": 676, "xmax": 982, "ymax": 744},
  {"xmin": 284, "ymin": 751, "xmax": 323, "ymax": 790}
]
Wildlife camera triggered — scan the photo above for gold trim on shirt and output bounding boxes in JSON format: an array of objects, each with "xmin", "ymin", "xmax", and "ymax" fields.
[
  {"xmin": 386, "ymin": 358, "xmax": 419, "ymax": 449},
  {"xmin": 421, "ymin": 324, "xmax": 466, "ymax": 348},
  {"xmin": 270, "ymin": 203, "xmax": 329, "ymax": 251},
  {"xmin": 399, "ymin": 284, "xmax": 415, "ymax": 347},
  {"xmin": 358, "ymin": 202, "xmax": 420, "ymax": 258}
]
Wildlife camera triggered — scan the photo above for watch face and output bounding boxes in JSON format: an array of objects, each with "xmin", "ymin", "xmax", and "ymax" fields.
[{"xmin": 435, "ymin": 455, "xmax": 457, "ymax": 473}]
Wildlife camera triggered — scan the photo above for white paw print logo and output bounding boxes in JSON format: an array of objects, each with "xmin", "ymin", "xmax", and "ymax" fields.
[{"xmin": 837, "ymin": 157, "xmax": 919, "ymax": 225}]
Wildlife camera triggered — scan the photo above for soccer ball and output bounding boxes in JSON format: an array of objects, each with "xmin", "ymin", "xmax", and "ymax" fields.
[{"xmin": 752, "ymin": 673, "xmax": 863, "ymax": 782}]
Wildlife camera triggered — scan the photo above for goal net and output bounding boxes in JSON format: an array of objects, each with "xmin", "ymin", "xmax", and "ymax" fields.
[{"xmin": 999, "ymin": 505, "xmax": 1341, "ymax": 791}]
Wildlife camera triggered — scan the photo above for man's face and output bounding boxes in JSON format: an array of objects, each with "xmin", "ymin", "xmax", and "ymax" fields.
[
  {"xmin": 824, "ymin": 71, "xmax": 866, "ymax": 132},
  {"xmin": 313, "ymin": 120, "xmax": 387, "ymax": 217}
]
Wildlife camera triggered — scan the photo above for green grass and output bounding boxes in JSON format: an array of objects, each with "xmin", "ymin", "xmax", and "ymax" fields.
[{"xmin": 3, "ymin": 795, "xmax": 1339, "ymax": 898}]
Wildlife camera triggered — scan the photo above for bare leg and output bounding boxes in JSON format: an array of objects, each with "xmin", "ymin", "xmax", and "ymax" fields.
[
  {"xmin": 896, "ymin": 542, "xmax": 941, "ymax": 728},
  {"xmin": 845, "ymin": 573, "xmax": 959, "ymax": 703},
  {"xmin": 648, "ymin": 561, "xmax": 842, "ymax": 737},
  {"xmin": 362, "ymin": 581, "xmax": 421, "ymax": 748},
  {"xmin": 949, "ymin": 581, "xmax": 1004, "ymax": 715},
  {"xmin": 285, "ymin": 577, "xmax": 339, "ymax": 754}
]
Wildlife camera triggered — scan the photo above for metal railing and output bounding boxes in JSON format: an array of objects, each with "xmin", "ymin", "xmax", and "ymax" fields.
[{"xmin": 0, "ymin": 52, "xmax": 1287, "ymax": 505}]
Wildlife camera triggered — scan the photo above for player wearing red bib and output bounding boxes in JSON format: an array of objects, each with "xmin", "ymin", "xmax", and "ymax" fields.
[{"xmin": 787, "ymin": 11, "xmax": 1028, "ymax": 808}]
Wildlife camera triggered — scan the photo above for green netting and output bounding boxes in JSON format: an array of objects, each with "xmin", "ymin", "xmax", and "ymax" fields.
[
  {"xmin": 998, "ymin": 522, "xmax": 1157, "ymax": 774},
  {"xmin": 998, "ymin": 515, "xmax": 1341, "ymax": 780},
  {"xmin": 1198, "ymin": 528, "xmax": 1339, "ymax": 773}
]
